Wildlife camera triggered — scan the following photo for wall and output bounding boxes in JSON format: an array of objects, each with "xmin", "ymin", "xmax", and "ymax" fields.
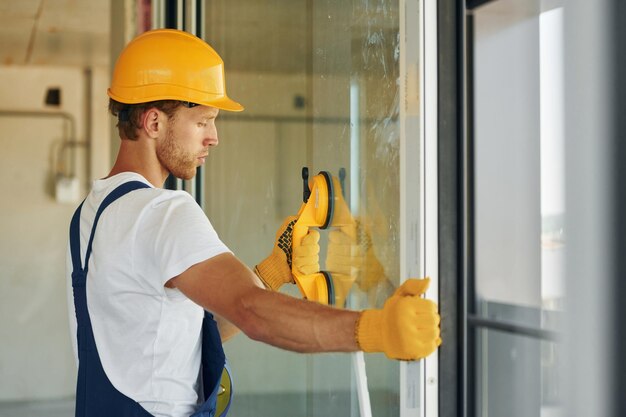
[
  {"xmin": 0, "ymin": 65, "xmax": 109, "ymax": 401},
  {"xmin": 0, "ymin": 66, "xmax": 396, "ymax": 402}
]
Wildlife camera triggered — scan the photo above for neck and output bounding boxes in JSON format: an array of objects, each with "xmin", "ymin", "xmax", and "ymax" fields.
[{"xmin": 107, "ymin": 138, "xmax": 169, "ymax": 187}]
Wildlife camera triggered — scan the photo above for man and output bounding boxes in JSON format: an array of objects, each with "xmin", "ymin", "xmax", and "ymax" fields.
[{"xmin": 67, "ymin": 28, "xmax": 441, "ymax": 417}]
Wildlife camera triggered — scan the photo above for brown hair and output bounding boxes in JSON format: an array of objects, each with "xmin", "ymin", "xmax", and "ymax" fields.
[{"xmin": 108, "ymin": 99, "xmax": 184, "ymax": 140}]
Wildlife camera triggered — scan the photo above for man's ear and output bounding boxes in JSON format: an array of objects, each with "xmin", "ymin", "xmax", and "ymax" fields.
[{"xmin": 142, "ymin": 108, "xmax": 161, "ymax": 138}]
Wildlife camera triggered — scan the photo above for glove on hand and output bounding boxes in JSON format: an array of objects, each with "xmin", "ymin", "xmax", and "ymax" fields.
[
  {"xmin": 356, "ymin": 278, "xmax": 442, "ymax": 360},
  {"xmin": 326, "ymin": 221, "xmax": 389, "ymax": 292},
  {"xmin": 255, "ymin": 216, "xmax": 320, "ymax": 290},
  {"xmin": 326, "ymin": 226, "xmax": 362, "ymax": 277}
]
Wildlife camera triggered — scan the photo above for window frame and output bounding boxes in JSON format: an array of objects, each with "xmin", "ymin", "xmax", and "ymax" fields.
[{"xmin": 438, "ymin": 1, "xmax": 564, "ymax": 416}]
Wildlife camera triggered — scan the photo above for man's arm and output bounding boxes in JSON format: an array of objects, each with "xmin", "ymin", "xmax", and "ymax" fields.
[
  {"xmin": 212, "ymin": 313, "xmax": 241, "ymax": 343},
  {"xmin": 211, "ymin": 269, "xmax": 264, "ymax": 342},
  {"xmin": 168, "ymin": 252, "xmax": 360, "ymax": 353}
]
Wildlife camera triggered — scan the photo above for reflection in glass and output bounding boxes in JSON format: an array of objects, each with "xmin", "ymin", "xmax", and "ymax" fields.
[
  {"xmin": 474, "ymin": 2, "xmax": 565, "ymax": 321},
  {"xmin": 202, "ymin": 1, "xmax": 405, "ymax": 416},
  {"xmin": 539, "ymin": 7, "xmax": 565, "ymax": 314},
  {"xmin": 471, "ymin": 3, "xmax": 565, "ymax": 417},
  {"xmin": 476, "ymin": 328, "xmax": 563, "ymax": 417}
]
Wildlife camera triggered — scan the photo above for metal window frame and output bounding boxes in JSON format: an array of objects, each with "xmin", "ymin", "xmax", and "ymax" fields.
[
  {"xmin": 399, "ymin": 0, "xmax": 439, "ymax": 415},
  {"xmin": 437, "ymin": 1, "xmax": 465, "ymax": 417},
  {"xmin": 466, "ymin": 0, "xmax": 497, "ymax": 10},
  {"xmin": 422, "ymin": 0, "xmax": 440, "ymax": 415},
  {"xmin": 440, "ymin": 2, "xmax": 567, "ymax": 417},
  {"xmin": 154, "ymin": 0, "xmax": 206, "ymax": 209},
  {"xmin": 463, "ymin": 1, "xmax": 563, "ymax": 339},
  {"xmin": 564, "ymin": 2, "xmax": 626, "ymax": 416},
  {"xmin": 613, "ymin": 4, "xmax": 626, "ymax": 414}
]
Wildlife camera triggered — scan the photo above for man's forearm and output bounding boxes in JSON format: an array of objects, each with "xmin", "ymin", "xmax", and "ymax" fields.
[
  {"xmin": 238, "ymin": 286, "xmax": 361, "ymax": 353},
  {"xmin": 171, "ymin": 252, "xmax": 361, "ymax": 353}
]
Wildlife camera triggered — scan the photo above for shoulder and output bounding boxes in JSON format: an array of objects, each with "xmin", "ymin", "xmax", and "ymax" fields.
[
  {"xmin": 140, "ymin": 189, "xmax": 204, "ymax": 220},
  {"xmin": 91, "ymin": 173, "xmax": 201, "ymax": 216},
  {"xmin": 125, "ymin": 186, "xmax": 196, "ymax": 210}
]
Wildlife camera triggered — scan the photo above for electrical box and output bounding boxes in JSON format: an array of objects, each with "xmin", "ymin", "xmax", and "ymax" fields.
[{"xmin": 55, "ymin": 176, "xmax": 80, "ymax": 204}]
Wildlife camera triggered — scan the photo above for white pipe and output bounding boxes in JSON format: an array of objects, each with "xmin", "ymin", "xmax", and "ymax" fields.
[
  {"xmin": 350, "ymin": 75, "xmax": 371, "ymax": 417},
  {"xmin": 352, "ymin": 352, "xmax": 372, "ymax": 417},
  {"xmin": 350, "ymin": 79, "xmax": 361, "ymax": 213}
]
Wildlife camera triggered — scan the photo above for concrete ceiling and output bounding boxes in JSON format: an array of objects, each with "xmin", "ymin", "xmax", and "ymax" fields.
[
  {"xmin": 0, "ymin": 0, "xmax": 110, "ymax": 67},
  {"xmin": 0, "ymin": 0, "xmax": 398, "ymax": 74}
]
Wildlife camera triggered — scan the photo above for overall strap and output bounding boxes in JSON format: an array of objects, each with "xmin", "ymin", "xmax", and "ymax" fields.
[
  {"xmin": 70, "ymin": 180, "xmax": 152, "ymax": 417},
  {"xmin": 192, "ymin": 311, "xmax": 232, "ymax": 417},
  {"xmin": 70, "ymin": 181, "xmax": 150, "ymax": 288}
]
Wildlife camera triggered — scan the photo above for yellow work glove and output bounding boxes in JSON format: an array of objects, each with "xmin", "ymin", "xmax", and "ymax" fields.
[
  {"xmin": 324, "ymin": 226, "xmax": 359, "ymax": 307},
  {"xmin": 326, "ymin": 226, "xmax": 362, "ymax": 277},
  {"xmin": 255, "ymin": 216, "xmax": 320, "ymax": 291},
  {"xmin": 356, "ymin": 278, "xmax": 441, "ymax": 360},
  {"xmin": 326, "ymin": 220, "xmax": 390, "ymax": 293}
]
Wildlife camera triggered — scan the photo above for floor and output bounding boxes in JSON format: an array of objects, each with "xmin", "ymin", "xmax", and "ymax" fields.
[
  {"xmin": 0, "ymin": 398, "xmax": 563, "ymax": 417},
  {"xmin": 0, "ymin": 398, "xmax": 74, "ymax": 417},
  {"xmin": 0, "ymin": 392, "xmax": 384, "ymax": 417},
  {"xmin": 0, "ymin": 395, "xmax": 365, "ymax": 417}
]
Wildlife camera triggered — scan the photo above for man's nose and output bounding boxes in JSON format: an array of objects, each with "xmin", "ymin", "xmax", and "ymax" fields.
[{"xmin": 204, "ymin": 132, "xmax": 218, "ymax": 147}]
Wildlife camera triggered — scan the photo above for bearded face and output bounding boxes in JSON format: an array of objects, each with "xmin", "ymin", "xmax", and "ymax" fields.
[
  {"xmin": 156, "ymin": 124, "xmax": 205, "ymax": 180},
  {"xmin": 154, "ymin": 105, "xmax": 217, "ymax": 181}
]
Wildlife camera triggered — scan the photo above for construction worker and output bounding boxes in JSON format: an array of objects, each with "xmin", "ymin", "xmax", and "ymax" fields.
[{"xmin": 67, "ymin": 29, "xmax": 441, "ymax": 417}]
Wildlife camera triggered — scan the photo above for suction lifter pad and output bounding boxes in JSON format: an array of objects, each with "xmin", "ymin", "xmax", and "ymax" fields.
[
  {"xmin": 319, "ymin": 171, "xmax": 334, "ymax": 229},
  {"xmin": 320, "ymin": 271, "xmax": 335, "ymax": 306}
]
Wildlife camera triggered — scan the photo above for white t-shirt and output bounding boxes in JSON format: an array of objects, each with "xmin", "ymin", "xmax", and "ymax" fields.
[{"xmin": 66, "ymin": 172, "xmax": 231, "ymax": 417}]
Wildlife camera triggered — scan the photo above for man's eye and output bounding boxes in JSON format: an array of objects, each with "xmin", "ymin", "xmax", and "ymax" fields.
[{"xmin": 198, "ymin": 122, "xmax": 207, "ymax": 127}]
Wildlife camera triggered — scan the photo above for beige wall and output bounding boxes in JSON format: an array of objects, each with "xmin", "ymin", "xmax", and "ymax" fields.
[
  {"xmin": 0, "ymin": 65, "xmax": 398, "ymax": 399},
  {"xmin": 0, "ymin": 65, "xmax": 110, "ymax": 400}
]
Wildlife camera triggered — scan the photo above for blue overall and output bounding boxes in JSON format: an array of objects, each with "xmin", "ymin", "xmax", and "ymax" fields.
[{"xmin": 69, "ymin": 181, "xmax": 232, "ymax": 417}]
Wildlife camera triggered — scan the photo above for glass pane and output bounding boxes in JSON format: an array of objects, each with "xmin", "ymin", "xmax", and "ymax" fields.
[
  {"xmin": 473, "ymin": 0, "xmax": 565, "ymax": 327},
  {"xmin": 475, "ymin": 327, "xmax": 563, "ymax": 417},
  {"xmin": 203, "ymin": 1, "xmax": 405, "ymax": 416}
]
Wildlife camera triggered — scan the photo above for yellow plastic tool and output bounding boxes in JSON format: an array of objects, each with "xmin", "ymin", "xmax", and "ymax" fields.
[
  {"xmin": 292, "ymin": 167, "xmax": 356, "ymax": 306},
  {"xmin": 215, "ymin": 366, "xmax": 233, "ymax": 416},
  {"xmin": 292, "ymin": 167, "xmax": 335, "ymax": 305}
]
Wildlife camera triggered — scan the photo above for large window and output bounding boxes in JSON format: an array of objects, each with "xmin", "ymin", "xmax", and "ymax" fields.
[
  {"xmin": 193, "ymin": 1, "xmax": 431, "ymax": 416},
  {"xmin": 466, "ymin": 1, "xmax": 564, "ymax": 416}
]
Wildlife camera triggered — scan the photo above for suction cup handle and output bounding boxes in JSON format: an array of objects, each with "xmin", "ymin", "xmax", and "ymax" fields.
[{"xmin": 302, "ymin": 167, "xmax": 311, "ymax": 203}]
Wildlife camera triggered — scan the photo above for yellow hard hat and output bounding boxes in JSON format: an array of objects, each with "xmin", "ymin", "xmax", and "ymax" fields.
[{"xmin": 107, "ymin": 29, "xmax": 243, "ymax": 112}]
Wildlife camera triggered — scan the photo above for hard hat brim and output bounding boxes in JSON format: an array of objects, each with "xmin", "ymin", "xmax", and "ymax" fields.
[
  {"xmin": 205, "ymin": 96, "xmax": 244, "ymax": 112},
  {"xmin": 107, "ymin": 88, "xmax": 244, "ymax": 112}
]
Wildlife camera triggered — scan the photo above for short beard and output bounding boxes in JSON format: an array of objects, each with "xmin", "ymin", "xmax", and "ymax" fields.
[{"xmin": 156, "ymin": 127, "xmax": 198, "ymax": 180}]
